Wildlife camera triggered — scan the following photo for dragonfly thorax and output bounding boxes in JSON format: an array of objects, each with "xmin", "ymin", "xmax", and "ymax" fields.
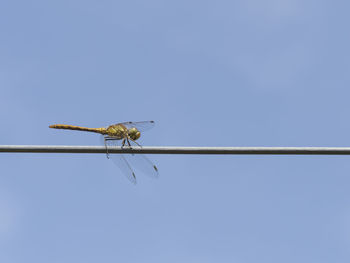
[
  {"xmin": 105, "ymin": 124, "xmax": 140, "ymax": 140},
  {"xmin": 106, "ymin": 124, "xmax": 128, "ymax": 138}
]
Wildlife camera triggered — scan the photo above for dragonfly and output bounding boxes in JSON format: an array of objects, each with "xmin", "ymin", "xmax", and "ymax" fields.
[{"xmin": 49, "ymin": 121, "xmax": 159, "ymax": 184}]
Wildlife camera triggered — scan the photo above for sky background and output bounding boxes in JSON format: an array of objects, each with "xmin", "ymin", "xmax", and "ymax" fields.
[{"xmin": 1, "ymin": 0, "xmax": 350, "ymax": 262}]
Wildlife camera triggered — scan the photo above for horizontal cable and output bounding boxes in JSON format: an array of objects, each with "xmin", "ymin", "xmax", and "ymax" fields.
[{"xmin": 1, "ymin": 145, "xmax": 350, "ymax": 155}]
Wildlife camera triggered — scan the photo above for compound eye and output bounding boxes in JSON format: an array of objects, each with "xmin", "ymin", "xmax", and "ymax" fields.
[
  {"xmin": 129, "ymin": 128, "xmax": 141, "ymax": 140},
  {"xmin": 135, "ymin": 131, "xmax": 141, "ymax": 140}
]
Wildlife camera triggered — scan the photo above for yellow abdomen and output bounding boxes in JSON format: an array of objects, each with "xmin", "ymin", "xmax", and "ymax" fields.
[
  {"xmin": 49, "ymin": 123, "xmax": 129, "ymax": 139},
  {"xmin": 49, "ymin": 124, "xmax": 107, "ymax": 134}
]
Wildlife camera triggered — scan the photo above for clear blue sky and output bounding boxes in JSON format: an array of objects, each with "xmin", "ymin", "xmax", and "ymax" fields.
[{"xmin": 1, "ymin": 1, "xmax": 350, "ymax": 262}]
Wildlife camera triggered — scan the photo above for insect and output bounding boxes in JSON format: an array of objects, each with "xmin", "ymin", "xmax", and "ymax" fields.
[{"xmin": 49, "ymin": 121, "xmax": 159, "ymax": 184}]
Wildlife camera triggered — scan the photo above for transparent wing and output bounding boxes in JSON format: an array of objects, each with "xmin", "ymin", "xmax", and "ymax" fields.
[
  {"xmin": 103, "ymin": 137, "xmax": 137, "ymax": 184},
  {"xmin": 112, "ymin": 154, "xmax": 137, "ymax": 184},
  {"xmin": 122, "ymin": 142, "xmax": 159, "ymax": 179},
  {"xmin": 119, "ymin": 120, "xmax": 155, "ymax": 132},
  {"xmin": 102, "ymin": 136, "xmax": 159, "ymax": 183}
]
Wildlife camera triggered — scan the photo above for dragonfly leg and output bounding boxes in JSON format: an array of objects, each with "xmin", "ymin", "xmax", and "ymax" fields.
[
  {"xmin": 103, "ymin": 136, "xmax": 110, "ymax": 159},
  {"xmin": 126, "ymin": 138, "xmax": 136, "ymax": 157},
  {"xmin": 121, "ymin": 138, "xmax": 126, "ymax": 149},
  {"xmin": 129, "ymin": 138, "xmax": 142, "ymax": 148},
  {"xmin": 125, "ymin": 136, "xmax": 134, "ymax": 149},
  {"xmin": 104, "ymin": 137, "xmax": 122, "ymax": 159}
]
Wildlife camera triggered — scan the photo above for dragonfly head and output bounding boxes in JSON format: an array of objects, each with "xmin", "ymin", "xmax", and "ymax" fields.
[{"xmin": 128, "ymin": 127, "xmax": 141, "ymax": 141}]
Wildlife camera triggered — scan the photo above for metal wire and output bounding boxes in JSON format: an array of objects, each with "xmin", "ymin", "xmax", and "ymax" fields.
[{"xmin": 1, "ymin": 145, "xmax": 350, "ymax": 155}]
